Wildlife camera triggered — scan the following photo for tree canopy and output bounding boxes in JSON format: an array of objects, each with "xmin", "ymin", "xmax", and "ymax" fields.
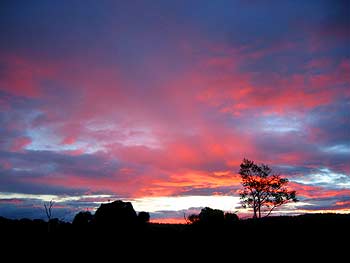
[{"xmin": 239, "ymin": 158, "xmax": 298, "ymax": 218}]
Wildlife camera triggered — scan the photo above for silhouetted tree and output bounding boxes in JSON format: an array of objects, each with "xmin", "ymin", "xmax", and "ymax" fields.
[
  {"xmin": 73, "ymin": 211, "xmax": 93, "ymax": 227},
  {"xmin": 138, "ymin": 211, "xmax": 150, "ymax": 224},
  {"xmin": 44, "ymin": 200, "xmax": 54, "ymax": 221},
  {"xmin": 199, "ymin": 207, "xmax": 225, "ymax": 225},
  {"xmin": 44, "ymin": 200, "xmax": 54, "ymax": 232},
  {"xmin": 239, "ymin": 158, "xmax": 298, "ymax": 218},
  {"xmin": 94, "ymin": 200, "xmax": 138, "ymax": 229}
]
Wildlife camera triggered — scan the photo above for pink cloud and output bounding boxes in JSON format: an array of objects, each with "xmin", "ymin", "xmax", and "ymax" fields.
[
  {"xmin": 335, "ymin": 201, "xmax": 350, "ymax": 208},
  {"xmin": 197, "ymin": 56, "xmax": 349, "ymax": 115},
  {"xmin": 290, "ymin": 182, "xmax": 350, "ymax": 199},
  {"xmin": 63, "ymin": 149, "xmax": 85, "ymax": 156},
  {"xmin": 0, "ymin": 53, "xmax": 56, "ymax": 98},
  {"xmin": 10, "ymin": 137, "xmax": 31, "ymax": 152},
  {"xmin": 62, "ymin": 136, "xmax": 76, "ymax": 145}
]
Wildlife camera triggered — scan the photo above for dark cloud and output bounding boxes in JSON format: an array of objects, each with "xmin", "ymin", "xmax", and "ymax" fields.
[
  {"xmin": 297, "ymin": 195, "xmax": 350, "ymax": 211},
  {"xmin": 0, "ymin": 150, "xmax": 120, "ymax": 178},
  {"xmin": 0, "ymin": 172, "xmax": 87, "ymax": 196},
  {"xmin": 0, "ymin": 150, "xmax": 125, "ymax": 196},
  {"xmin": 309, "ymin": 100, "xmax": 350, "ymax": 145}
]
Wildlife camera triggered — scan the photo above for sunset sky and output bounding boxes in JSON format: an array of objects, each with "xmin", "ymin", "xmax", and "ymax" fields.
[{"xmin": 0, "ymin": 0, "xmax": 349, "ymax": 223}]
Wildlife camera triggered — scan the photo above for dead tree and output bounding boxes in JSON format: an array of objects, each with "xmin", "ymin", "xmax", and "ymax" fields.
[{"xmin": 44, "ymin": 200, "xmax": 54, "ymax": 232}]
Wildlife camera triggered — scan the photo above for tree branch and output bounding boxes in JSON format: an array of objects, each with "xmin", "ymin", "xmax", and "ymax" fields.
[{"xmin": 264, "ymin": 205, "xmax": 277, "ymax": 217}]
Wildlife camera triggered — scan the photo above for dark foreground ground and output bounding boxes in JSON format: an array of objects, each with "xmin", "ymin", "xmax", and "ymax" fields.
[{"xmin": 1, "ymin": 213, "xmax": 349, "ymax": 259}]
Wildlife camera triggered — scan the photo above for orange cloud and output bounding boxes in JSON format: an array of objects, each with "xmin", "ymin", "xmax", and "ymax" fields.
[{"xmin": 150, "ymin": 217, "xmax": 186, "ymax": 224}]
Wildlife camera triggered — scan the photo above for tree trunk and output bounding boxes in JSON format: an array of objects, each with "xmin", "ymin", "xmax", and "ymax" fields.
[
  {"xmin": 253, "ymin": 199, "xmax": 257, "ymax": 218},
  {"xmin": 257, "ymin": 194, "xmax": 261, "ymax": 218}
]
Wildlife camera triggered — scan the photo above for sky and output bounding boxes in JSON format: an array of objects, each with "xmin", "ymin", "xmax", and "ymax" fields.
[{"xmin": 0, "ymin": 0, "xmax": 349, "ymax": 223}]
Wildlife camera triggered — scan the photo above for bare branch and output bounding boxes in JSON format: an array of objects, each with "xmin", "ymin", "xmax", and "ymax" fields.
[
  {"xmin": 184, "ymin": 212, "xmax": 189, "ymax": 224},
  {"xmin": 44, "ymin": 200, "xmax": 54, "ymax": 220}
]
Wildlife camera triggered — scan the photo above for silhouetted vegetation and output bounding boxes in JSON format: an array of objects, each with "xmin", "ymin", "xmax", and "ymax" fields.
[
  {"xmin": 72, "ymin": 211, "xmax": 93, "ymax": 229},
  {"xmin": 187, "ymin": 207, "xmax": 239, "ymax": 229},
  {"xmin": 199, "ymin": 207, "xmax": 225, "ymax": 225},
  {"xmin": 94, "ymin": 200, "xmax": 137, "ymax": 226},
  {"xmin": 224, "ymin": 212, "xmax": 239, "ymax": 224},
  {"xmin": 187, "ymin": 213, "xmax": 200, "ymax": 224},
  {"xmin": 137, "ymin": 211, "xmax": 150, "ymax": 224},
  {"xmin": 1, "ymin": 200, "xmax": 349, "ymax": 258}
]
